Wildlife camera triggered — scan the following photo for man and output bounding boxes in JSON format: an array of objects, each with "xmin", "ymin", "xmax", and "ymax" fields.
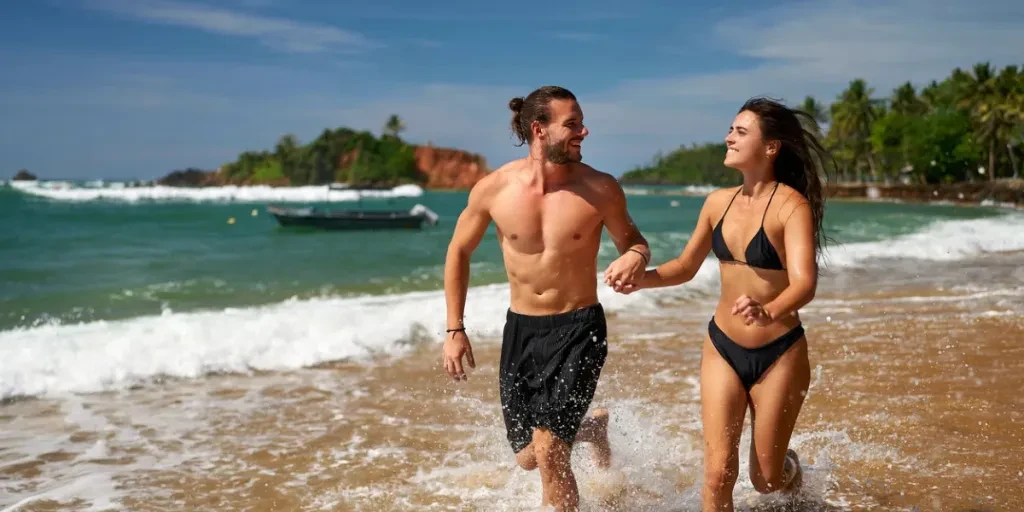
[{"xmin": 441, "ymin": 85, "xmax": 651, "ymax": 511}]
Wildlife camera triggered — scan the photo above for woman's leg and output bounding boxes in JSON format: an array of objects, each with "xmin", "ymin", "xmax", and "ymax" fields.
[
  {"xmin": 700, "ymin": 336, "xmax": 750, "ymax": 511},
  {"xmin": 746, "ymin": 336, "xmax": 811, "ymax": 494}
]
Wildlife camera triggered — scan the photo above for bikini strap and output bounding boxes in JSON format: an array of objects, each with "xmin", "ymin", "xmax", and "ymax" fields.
[
  {"xmin": 719, "ymin": 186, "xmax": 742, "ymax": 224},
  {"xmin": 760, "ymin": 182, "xmax": 780, "ymax": 226}
]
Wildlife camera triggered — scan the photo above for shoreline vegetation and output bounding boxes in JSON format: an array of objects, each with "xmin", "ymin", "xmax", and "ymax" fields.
[
  {"xmin": 620, "ymin": 62, "xmax": 1023, "ymax": 195},
  {"xmin": 153, "ymin": 115, "xmax": 488, "ymax": 190}
]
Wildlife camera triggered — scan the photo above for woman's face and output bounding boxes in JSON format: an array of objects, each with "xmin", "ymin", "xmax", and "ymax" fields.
[{"xmin": 724, "ymin": 109, "xmax": 776, "ymax": 172}]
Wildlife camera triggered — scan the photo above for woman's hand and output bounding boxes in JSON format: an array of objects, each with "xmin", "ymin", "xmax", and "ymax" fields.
[{"xmin": 732, "ymin": 294, "xmax": 773, "ymax": 326}]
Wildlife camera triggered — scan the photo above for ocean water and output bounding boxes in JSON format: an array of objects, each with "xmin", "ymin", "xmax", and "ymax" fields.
[
  {"xmin": 1, "ymin": 180, "xmax": 1023, "ymax": 511},
  {"xmin": 0, "ymin": 181, "xmax": 1019, "ymax": 398}
]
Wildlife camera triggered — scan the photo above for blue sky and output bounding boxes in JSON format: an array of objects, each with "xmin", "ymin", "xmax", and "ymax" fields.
[{"xmin": 2, "ymin": 0, "xmax": 1022, "ymax": 180}]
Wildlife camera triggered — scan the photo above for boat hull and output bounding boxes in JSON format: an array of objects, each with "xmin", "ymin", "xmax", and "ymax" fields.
[{"xmin": 266, "ymin": 206, "xmax": 436, "ymax": 231}]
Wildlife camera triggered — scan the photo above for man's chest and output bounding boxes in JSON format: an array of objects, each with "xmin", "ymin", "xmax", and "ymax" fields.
[{"xmin": 490, "ymin": 189, "xmax": 603, "ymax": 254}]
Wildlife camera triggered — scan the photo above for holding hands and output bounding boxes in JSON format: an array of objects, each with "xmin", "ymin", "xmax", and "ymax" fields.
[{"xmin": 603, "ymin": 248, "xmax": 647, "ymax": 295}]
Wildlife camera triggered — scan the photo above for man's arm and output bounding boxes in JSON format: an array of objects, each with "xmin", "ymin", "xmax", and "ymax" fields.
[
  {"xmin": 444, "ymin": 176, "xmax": 496, "ymax": 330},
  {"xmin": 598, "ymin": 175, "xmax": 650, "ymax": 261},
  {"xmin": 596, "ymin": 173, "xmax": 653, "ymax": 288}
]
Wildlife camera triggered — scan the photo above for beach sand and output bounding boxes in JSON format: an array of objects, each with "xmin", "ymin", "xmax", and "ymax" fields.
[{"xmin": 1, "ymin": 252, "xmax": 1022, "ymax": 511}]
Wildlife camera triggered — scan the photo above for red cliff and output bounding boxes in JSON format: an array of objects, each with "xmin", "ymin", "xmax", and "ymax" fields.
[
  {"xmin": 414, "ymin": 145, "xmax": 489, "ymax": 189},
  {"xmin": 157, "ymin": 144, "xmax": 491, "ymax": 189}
]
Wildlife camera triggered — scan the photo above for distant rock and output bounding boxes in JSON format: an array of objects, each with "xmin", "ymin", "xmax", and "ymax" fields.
[
  {"xmin": 156, "ymin": 144, "xmax": 491, "ymax": 189},
  {"xmin": 156, "ymin": 168, "xmax": 220, "ymax": 187},
  {"xmin": 413, "ymin": 146, "xmax": 489, "ymax": 189},
  {"xmin": 12, "ymin": 169, "xmax": 36, "ymax": 181}
]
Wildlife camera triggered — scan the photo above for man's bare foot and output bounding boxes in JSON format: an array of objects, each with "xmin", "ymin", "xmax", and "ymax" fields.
[
  {"xmin": 588, "ymin": 408, "xmax": 612, "ymax": 469},
  {"xmin": 781, "ymin": 449, "xmax": 803, "ymax": 494}
]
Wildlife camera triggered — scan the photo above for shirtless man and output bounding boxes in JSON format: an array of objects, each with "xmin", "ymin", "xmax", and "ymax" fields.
[{"xmin": 441, "ymin": 85, "xmax": 651, "ymax": 511}]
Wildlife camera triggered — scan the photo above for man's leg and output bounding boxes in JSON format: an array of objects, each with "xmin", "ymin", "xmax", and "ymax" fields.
[
  {"xmin": 514, "ymin": 407, "xmax": 611, "ymax": 471},
  {"xmin": 513, "ymin": 305, "xmax": 610, "ymax": 510},
  {"xmin": 515, "ymin": 443, "xmax": 538, "ymax": 471},
  {"xmin": 533, "ymin": 426, "xmax": 578, "ymax": 511},
  {"xmin": 574, "ymin": 407, "xmax": 612, "ymax": 469}
]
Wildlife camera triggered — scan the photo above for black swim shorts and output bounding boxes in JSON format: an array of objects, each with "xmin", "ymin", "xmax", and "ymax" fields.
[{"xmin": 498, "ymin": 303, "xmax": 608, "ymax": 454}]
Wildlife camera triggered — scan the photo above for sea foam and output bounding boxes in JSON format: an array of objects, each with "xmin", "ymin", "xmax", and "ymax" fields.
[
  {"xmin": 9, "ymin": 180, "xmax": 423, "ymax": 203},
  {"xmin": 1, "ymin": 212, "xmax": 1022, "ymax": 399}
]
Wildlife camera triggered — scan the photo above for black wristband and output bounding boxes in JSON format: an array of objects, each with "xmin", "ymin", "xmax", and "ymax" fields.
[
  {"xmin": 628, "ymin": 248, "xmax": 649, "ymax": 265},
  {"xmin": 445, "ymin": 327, "xmax": 465, "ymax": 337}
]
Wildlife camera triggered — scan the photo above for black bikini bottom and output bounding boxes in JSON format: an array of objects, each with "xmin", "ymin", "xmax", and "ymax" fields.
[{"xmin": 708, "ymin": 316, "xmax": 804, "ymax": 391}]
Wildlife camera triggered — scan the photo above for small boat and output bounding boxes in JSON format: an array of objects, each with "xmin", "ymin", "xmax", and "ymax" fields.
[
  {"xmin": 327, "ymin": 182, "xmax": 396, "ymax": 191},
  {"xmin": 266, "ymin": 204, "xmax": 440, "ymax": 231}
]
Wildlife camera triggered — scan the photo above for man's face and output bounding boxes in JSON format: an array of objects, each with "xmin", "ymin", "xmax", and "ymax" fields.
[{"xmin": 541, "ymin": 98, "xmax": 588, "ymax": 164}]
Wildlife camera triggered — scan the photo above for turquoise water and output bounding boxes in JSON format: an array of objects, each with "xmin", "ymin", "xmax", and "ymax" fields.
[{"xmin": 0, "ymin": 185, "xmax": 1007, "ymax": 331}]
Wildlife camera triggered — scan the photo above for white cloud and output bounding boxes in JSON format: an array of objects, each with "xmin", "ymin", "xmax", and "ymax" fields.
[
  {"xmin": 642, "ymin": 0, "xmax": 1024, "ymax": 104},
  {"xmin": 80, "ymin": 0, "xmax": 378, "ymax": 53},
  {"xmin": 13, "ymin": 0, "xmax": 1024, "ymax": 178},
  {"xmin": 321, "ymin": 0, "xmax": 1024, "ymax": 174}
]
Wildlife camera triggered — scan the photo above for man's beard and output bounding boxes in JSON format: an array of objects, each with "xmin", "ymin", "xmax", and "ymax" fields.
[{"xmin": 544, "ymin": 138, "xmax": 581, "ymax": 164}]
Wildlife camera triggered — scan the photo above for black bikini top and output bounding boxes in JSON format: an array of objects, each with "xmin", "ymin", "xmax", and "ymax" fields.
[{"xmin": 711, "ymin": 183, "xmax": 785, "ymax": 271}]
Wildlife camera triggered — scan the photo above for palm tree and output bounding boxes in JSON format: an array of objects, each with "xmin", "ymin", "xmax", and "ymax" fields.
[
  {"xmin": 799, "ymin": 96, "xmax": 828, "ymax": 136},
  {"xmin": 955, "ymin": 62, "xmax": 1003, "ymax": 180},
  {"xmin": 275, "ymin": 134, "xmax": 303, "ymax": 184},
  {"xmin": 829, "ymin": 79, "xmax": 884, "ymax": 182},
  {"xmin": 307, "ymin": 130, "xmax": 336, "ymax": 184},
  {"xmin": 890, "ymin": 81, "xmax": 927, "ymax": 117},
  {"xmin": 275, "ymin": 134, "xmax": 298, "ymax": 160},
  {"xmin": 992, "ymin": 65, "xmax": 1023, "ymax": 179},
  {"xmin": 383, "ymin": 114, "xmax": 406, "ymax": 138}
]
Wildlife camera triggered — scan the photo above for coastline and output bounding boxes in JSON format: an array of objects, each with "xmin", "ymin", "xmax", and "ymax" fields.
[
  {"xmin": 825, "ymin": 180, "xmax": 1023, "ymax": 209},
  {"xmin": 619, "ymin": 179, "xmax": 1024, "ymax": 208}
]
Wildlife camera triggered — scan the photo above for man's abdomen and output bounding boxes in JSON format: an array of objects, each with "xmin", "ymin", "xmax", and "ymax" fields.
[{"xmin": 503, "ymin": 250, "xmax": 599, "ymax": 316}]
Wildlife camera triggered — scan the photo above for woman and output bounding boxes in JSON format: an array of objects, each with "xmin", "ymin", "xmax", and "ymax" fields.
[{"xmin": 609, "ymin": 97, "xmax": 831, "ymax": 509}]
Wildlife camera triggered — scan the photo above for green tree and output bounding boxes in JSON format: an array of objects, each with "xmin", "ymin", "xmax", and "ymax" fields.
[
  {"xmin": 890, "ymin": 81, "xmax": 928, "ymax": 117},
  {"xmin": 903, "ymin": 109, "xmax": 981, "ymax": 183},
  {"xmin": 384, "ymin": 114, "xmax": 406, "ymax": 139},
  {"xmin": 274, "ymin": 134, "xmax": 304, "ymax": 184},
  {"xmin": 619, "ymin": 142, "xmax": 739, "ymax": 186},
  {"xmin": 955, "ymin": 62, "xmax": 1005, "ymax": 180},
  {"xmin": 828, "ymin": 79, "xmax": 884, "ymax": 182},
  {"xmin": 799, "ymin": 96, "xmax": 829, "ymax": 137}
]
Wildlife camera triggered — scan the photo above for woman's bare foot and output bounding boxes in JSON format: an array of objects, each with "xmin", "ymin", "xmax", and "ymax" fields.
[{"xmin": 781, "ymin": 449, "xmax": 803, "ymax": 494}]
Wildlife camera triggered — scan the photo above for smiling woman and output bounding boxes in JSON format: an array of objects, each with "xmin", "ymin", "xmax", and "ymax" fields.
[{"xmin": 619, "ymin": 95, "xmax": 835, "ymax": 510}]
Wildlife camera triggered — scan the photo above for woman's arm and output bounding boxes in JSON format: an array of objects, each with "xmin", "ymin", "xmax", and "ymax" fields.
[
  {"xmin": 634, "ymin": 193, "xmax": 718, "ymax": 290},
  {"xmin": 761, "ymin": 199, "xmax": 818, "ymax": 321}
]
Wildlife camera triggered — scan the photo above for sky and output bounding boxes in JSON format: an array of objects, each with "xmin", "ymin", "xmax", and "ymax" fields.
[{"xmin": 1, "ymin": 0, "xmax": 1022, "ymax": 181}]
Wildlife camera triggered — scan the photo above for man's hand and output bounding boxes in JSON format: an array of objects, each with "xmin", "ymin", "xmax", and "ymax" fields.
[
  {"xmin": 603, "ymin": 250, "xmax": 647, "ymax": 291},
  {"xmin": 442, "ymin": 330, "xmax": 475, "ymax": 382},
  {"xmin": 732, "ymin": 294, "xmax": 773, "ymax": 326},
  {"xmin": 611, "ymin": 280, "xmax": 641, "ymax": 295}
]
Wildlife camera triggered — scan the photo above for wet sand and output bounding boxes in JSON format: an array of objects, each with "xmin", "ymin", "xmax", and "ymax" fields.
[{"xmin": 1, "ymin": 253, "xmax": 1022, "ymax": 511}]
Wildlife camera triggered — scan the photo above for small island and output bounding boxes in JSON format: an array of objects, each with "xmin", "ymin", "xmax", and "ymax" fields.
[
  {"xmin": 12, "ymin": 169, "xmax": 37, "ymax": 181},
  {"xmin": 620, "ymin": 62, "xmax": 1022, "ymax": 205},
  {"xmin": 158, "ymin": 115, "xmax": 490, "ymax": 190}
]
